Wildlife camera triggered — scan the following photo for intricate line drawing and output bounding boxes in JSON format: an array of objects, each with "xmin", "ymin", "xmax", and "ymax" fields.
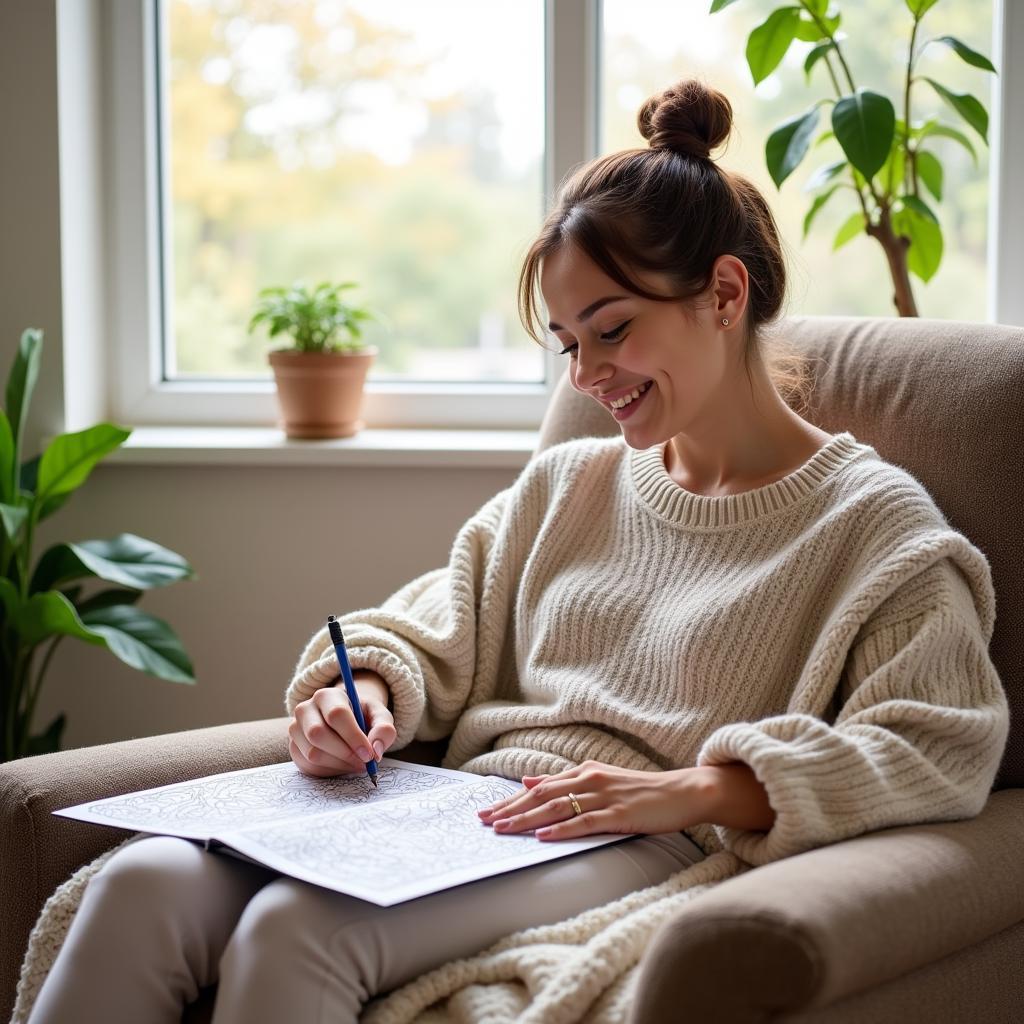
[
  {"xmin": 77, "ymin": 762, "xmax": 464, "ymax": 833},
  {"xmin": 226, "ymin": 777, "xmax": 539, "ymax": 890}
]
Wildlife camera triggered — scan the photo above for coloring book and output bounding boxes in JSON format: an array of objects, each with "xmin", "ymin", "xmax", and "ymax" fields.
[{"xmin": 54, "ymin": 758, "xmax": 638, "ymax": 905}]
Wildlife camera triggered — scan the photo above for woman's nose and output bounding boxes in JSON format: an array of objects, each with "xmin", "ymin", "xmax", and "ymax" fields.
[{"xmin": 573, "ymin": 345, "xmax": 612, "ymax": 391}]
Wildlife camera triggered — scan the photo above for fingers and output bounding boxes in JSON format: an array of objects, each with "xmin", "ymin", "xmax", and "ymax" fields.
[
  {"xmin": 289, "ymin": 735, "xmax": 352, "ymax": 778},
  {"xmin": 478, "ymin": 764, "xmax": 603, "ymax": 837},
  {"xmin": 289, "ymin": 688, "xmax": 390, "ymax": 777}
]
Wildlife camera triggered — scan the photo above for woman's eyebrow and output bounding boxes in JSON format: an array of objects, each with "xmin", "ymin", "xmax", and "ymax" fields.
[{"xmin": 548, "ymin": 295, "xmax": 629, "ymax": 331}]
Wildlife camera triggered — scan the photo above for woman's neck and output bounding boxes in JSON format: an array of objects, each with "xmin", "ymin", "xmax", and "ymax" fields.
[{"xmin": 662, "ymin": 373, "xmax": 831, "ymax": 498}]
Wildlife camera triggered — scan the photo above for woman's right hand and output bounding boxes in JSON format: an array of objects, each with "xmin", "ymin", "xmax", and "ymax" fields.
[{"xmin": 288, "ymin": 671, "xmax": 397, "ymax": 778}]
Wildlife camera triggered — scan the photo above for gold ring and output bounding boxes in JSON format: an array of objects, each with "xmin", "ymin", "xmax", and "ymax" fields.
[{"xmin": 568, "ymin": 792, "xmax": 583, "ymax": 817}]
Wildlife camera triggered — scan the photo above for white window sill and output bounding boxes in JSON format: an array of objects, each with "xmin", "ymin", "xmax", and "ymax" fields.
[{"xmin": 104, "ymin": 426, "xmax": 540, "ymax": 468}]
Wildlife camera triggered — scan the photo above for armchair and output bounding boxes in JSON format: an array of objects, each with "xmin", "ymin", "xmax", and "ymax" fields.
[{"xmin": 2, "ymin": 315, "xmax": 1022, "ymax": 1023}]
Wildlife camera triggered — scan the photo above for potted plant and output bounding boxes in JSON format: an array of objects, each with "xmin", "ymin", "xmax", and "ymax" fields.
[
  {"xmin": 0, "ymin": 329, "xmax": 196, "ymax": 762},
  {"xmin": 248, "ymin": 280, "xmax": 380, "ymax": 438},
  {"xmin": 713, "ymin": 0, "xmax": 997, "ymax": 316}
]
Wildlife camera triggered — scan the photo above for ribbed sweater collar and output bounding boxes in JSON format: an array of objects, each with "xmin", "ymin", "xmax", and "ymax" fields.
[{"xmin": 630, "ymin": 431, "xmax": 868, "ymax": 529}]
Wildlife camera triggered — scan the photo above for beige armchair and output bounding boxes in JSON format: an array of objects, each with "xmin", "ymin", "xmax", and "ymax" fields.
[{"xmin": 2, "ymin": 315, "xmax": 1022, "ymax": 1023}]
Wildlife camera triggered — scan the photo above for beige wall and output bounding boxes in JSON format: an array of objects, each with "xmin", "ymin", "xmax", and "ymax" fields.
[
  {"xmin": 29, "ymin": 462, "xmax": 516, "ymax": 749},
  {"xmin": 0, "ymin": 4, "xmax": 521, "ymax": 751}
]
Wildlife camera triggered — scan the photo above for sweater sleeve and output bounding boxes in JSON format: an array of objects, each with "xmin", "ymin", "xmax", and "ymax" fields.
[
  {"xmin": 283, "ymin": 484, "xmax": 514, "ymax": 749},
  {"xmin": 696, "ymin": 550, "xmax": 1010, "ymax": 866}
]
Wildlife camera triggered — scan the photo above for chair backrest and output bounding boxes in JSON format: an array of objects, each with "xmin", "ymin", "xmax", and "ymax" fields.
[{"xmin": 535, "ymin": 315, "xmax": 1024, "ymax": 789}]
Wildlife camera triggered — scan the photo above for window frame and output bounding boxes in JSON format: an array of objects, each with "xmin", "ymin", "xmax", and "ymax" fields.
[
  {"xmin": 105, "ymin": 0, "xmax": 601, "ymax": 429},
  {"xmin": 100, "ymin": 0, "xmax": 1022, "ymax": 431}
]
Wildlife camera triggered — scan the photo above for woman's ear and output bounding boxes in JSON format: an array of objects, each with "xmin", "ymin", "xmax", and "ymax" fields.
[{"xmin": 712, "ymin": 254, "xmax": 749, "ymax": 324}]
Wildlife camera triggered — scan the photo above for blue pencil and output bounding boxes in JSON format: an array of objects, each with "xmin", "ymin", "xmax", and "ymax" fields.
[{"xmin": 327, "ymin": 615, "xmax": 379, "ymax": 788}]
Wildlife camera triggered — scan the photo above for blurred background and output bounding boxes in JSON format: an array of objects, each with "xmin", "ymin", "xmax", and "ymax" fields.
[{"xmin": 164, "ymin": 0, "xmax": 993, "ymax": 383}]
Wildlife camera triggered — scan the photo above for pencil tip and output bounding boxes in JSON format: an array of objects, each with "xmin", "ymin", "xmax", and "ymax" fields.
[{"xmin": 371, "ymin": 775, "xmax": 378, "ymax": 788}]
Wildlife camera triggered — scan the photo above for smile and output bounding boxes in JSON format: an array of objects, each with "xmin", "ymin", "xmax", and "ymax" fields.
[{"xmin": 608, "ymin": 380, "xmax": 653, "ymax": 420}]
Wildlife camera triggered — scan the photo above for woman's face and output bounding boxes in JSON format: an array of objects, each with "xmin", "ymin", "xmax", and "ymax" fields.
[{"xmin": 540, "ymin": 243, "xmax": 739, "ymax": 451}]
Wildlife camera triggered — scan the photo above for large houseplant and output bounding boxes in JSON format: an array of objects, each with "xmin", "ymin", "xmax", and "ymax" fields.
[
  {"xmin": 713, "ymin": 0, "xmax": 997, "ymax": 315},
  {"xmin": 0, "ymin": 329, "xmax": 196, "ymax": 762},
  {"xmin": 248, "ymin": 280, "xmax": 380, "ymax": 439}
]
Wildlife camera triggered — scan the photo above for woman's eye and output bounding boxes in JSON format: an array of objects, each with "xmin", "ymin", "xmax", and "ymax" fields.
[
  {"xmin": 558, "ymin": 320, "xmax": 632, "ymax": 357},
  {"xmin": 600, "ymin": 320, "xmax": 632, "ymax": 341}
]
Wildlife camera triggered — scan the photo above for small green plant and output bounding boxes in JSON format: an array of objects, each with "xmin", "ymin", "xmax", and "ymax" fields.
[
  {"xmin": 712, "ymin": 0, "xmax": 997, "ymax": 316},
  {"xmin": 0, "ymin": 329, "xmax": 196, "ymax": 762},
  {"xmin": 247, "ymin": 280, "xmax": 378, "ymax": 354}
]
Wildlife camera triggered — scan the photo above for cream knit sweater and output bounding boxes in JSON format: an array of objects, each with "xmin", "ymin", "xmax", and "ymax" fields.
[{"xmin": 13, "ymin": 432, "xmax": 1009, "ymax": 1024}]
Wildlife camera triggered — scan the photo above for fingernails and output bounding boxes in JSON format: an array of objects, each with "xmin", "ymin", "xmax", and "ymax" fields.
[
  {"xmin": 373, "ymin": 741, "xmax": 383, "ymax": 760},
  {"xmin": 358, "ymin": 746, "xmax": 372, "ymax": 761}
]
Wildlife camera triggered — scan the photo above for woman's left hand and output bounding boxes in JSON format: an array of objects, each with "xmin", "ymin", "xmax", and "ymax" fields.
[{"xmin": 476, "ymin": 760, "xmax": 717, "ymax": 841}]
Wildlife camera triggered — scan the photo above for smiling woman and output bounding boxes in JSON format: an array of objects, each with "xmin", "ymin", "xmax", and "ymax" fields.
[
  {"xmin": 523, "ymin": 78, "xmax": 828, "ymax": 493},
  {"xmin": 27, "ymin": 76, "xmax": 1009, "ymax": 1024}
]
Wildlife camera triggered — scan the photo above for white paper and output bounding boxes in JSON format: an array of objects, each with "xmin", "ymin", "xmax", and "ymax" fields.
[{"xmin": 55, "ymin": 758, "xmax": 638, "ymax": 905}]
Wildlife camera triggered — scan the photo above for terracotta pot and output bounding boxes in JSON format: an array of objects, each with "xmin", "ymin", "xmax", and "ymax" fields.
[{"xmin": 268, "ymin": 347, "xmax": 377, "ymax": 439}]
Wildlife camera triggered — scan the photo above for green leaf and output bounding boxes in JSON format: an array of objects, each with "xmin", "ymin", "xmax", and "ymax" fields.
[
  {"xmin": 803, "ymin": 158, "xmax": 847, "ymax": 192},
  {"xmin": 832, "ymin": 90, "xmax": 895, "ymax": 181},
  {"xmin": 746, "ymin": 7, "xmax": 802, "ymax": 86},
  {"xmin": 5, "ymin": 329, "xmax": 42, "ymax": 485},
  {"xmin": 794, "ymin": 11, "xmax": 840, "ymax": 42},
  {"xmin": 0, "ymin": 410, "xmax": 13, "ymax": 505},
  {"xmin": 905, "ymin": 0, "xmax": 940, "ymax": 17},
  {"xmin": 892, "ymin": 200, "xmax": 944, "ymax": 281},
  {"xmin": 709, "ymin": 0, "xmax": 743, "ymax": 11},
  {"xmin": 0, "ymin": 501, "xmax": 28, "ymax": 542},
  {"xmin": 24, "ymin": 712, "xmax": 66, "ymax": 756},
  {"xmin": 19, "ymin": 457, "xmax": 68, "ymax": 521},
  {"xmin": 766, "ymin": 106, "xmax": 821, "ymax": 188},
  {"xmin": 75, "ymin": 587, "xmax": 143, "ymax": 615},
  {"xmin": 802, "ymin": 185, "xmax": 840, "ymax": 240},
  {"xmin": 922, "ymin": 78, "xmax": 988, "ymax": 143},
  {"xmin": 14, "ymin": 590, "xmax": 104, "ymax": 649},
  {"xmin": 804, "ymin": 40, "xmax": 836, "ymax": 81},
  {"xmin": 833, "ymin": 211, "xmax": 866, "ymax": 250},
  {"xmin": 914, "ymin": 150, "xmax": 944, "ymax": 199},
  {"xmin": 79, "ymin": 604, "xmax": 194, "ymax": 683},
  {"xmin": 0, "ymin": 577, "xmax": 20, "ymax": 618},
  {"xmin": 876, "ymin": 144, "xmax": 906, "ymax": 195},
  {"xmin": 36, "ymin": 424, "xmax": 131, "ymax": 506},
  {"xmin": 932, "ymin": 35, "xmax": 996, "ymax": 73},
  {"xmin": 916, "ymin": 119, "xmax": 977, "ymax": 164},
  {"xmin": 30, "ymin": 534, "xmax": 196, "ymax": 594},
  {"xmin": 902, "ymin": 194, "xmax": 939, "ymax": 224}
]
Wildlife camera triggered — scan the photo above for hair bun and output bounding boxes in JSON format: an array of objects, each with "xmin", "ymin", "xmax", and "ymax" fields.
[{"xmin": 637, "ymin": 79, "xmax": 733, "ymax": 161}]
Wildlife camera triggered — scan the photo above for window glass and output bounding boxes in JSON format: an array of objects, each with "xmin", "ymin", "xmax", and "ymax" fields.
[
  {"xmin": 162, "ymin": 0, "xmax": 546, "ymax": 381},
  {"xmin": 601, "ymin": 0, "xmax": 993, "ymax": 320}
]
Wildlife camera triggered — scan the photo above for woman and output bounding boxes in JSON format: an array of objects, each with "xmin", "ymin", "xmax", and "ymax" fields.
[{"xmin": 25, "ymin": 78, "xmax": 1008, "ymax": 1024}]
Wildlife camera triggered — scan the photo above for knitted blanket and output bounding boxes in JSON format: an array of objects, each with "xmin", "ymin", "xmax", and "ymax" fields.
[{"xmin": 11, "ymin": 838, "xmax": 747, "ymax": 1024}]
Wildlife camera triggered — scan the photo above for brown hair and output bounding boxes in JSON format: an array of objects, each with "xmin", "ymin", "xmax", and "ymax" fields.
[{"xmin": 517, "ymin": 78, "xmax": 814, "ymax": 414}]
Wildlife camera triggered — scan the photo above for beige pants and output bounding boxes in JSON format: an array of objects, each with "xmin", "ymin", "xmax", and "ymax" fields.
[{"xmin": 27, "ymin": 829, "xmax": 705, "ymax": 1024}]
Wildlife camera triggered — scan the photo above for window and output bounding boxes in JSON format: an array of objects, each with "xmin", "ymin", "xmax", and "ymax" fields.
[
  {"xmin": 101, "ymin": 1, "xmax": 1016, "ymax": 431},
  {"xmin": 108, "ymin": 0, "xmax": 584, "ymax": 428},
  {"xmin": 601, "ymin": 0, "xmax": 995, "ymax": 321},
  {"xmin": 161, "ymin": 0, "xmax": 546, "ymax": 386}
]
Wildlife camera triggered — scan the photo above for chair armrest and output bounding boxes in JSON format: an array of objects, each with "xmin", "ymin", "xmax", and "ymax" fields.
[
  {"xmin": 630, "ymin": 789, "xmax": 1024, "ymax": 1022},
  {"xmin": 0, "ymin": 717, "xmax": 292, "ymax": 1024},
  {"xmin": 0, "ymin": 717, "xmax": 449, "ymax": 1024}
]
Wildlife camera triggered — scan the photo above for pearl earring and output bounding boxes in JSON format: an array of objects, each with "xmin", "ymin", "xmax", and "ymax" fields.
[{"xmin": 721, "ymin": 317, "xmax": 730, "ymax": 326}]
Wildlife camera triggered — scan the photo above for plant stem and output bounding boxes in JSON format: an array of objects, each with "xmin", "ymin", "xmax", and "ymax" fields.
[
  {"xmin": 903, "ymin": 15, "xmax": 922, "ymax": 198},
  {"xmin": 20, "ymin": 637, "xmax": 59, "ymax": 757},
  {"xmin": 19, "ymin": 504, "xmax": 38, "ymax": 601},
  {"xmin": 871, "ymin": 207, "xmax": 919, "ymax": 315},
  {"xmin": 5, "ymin": 646, "xmax": 26, "ymax": 761}
]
